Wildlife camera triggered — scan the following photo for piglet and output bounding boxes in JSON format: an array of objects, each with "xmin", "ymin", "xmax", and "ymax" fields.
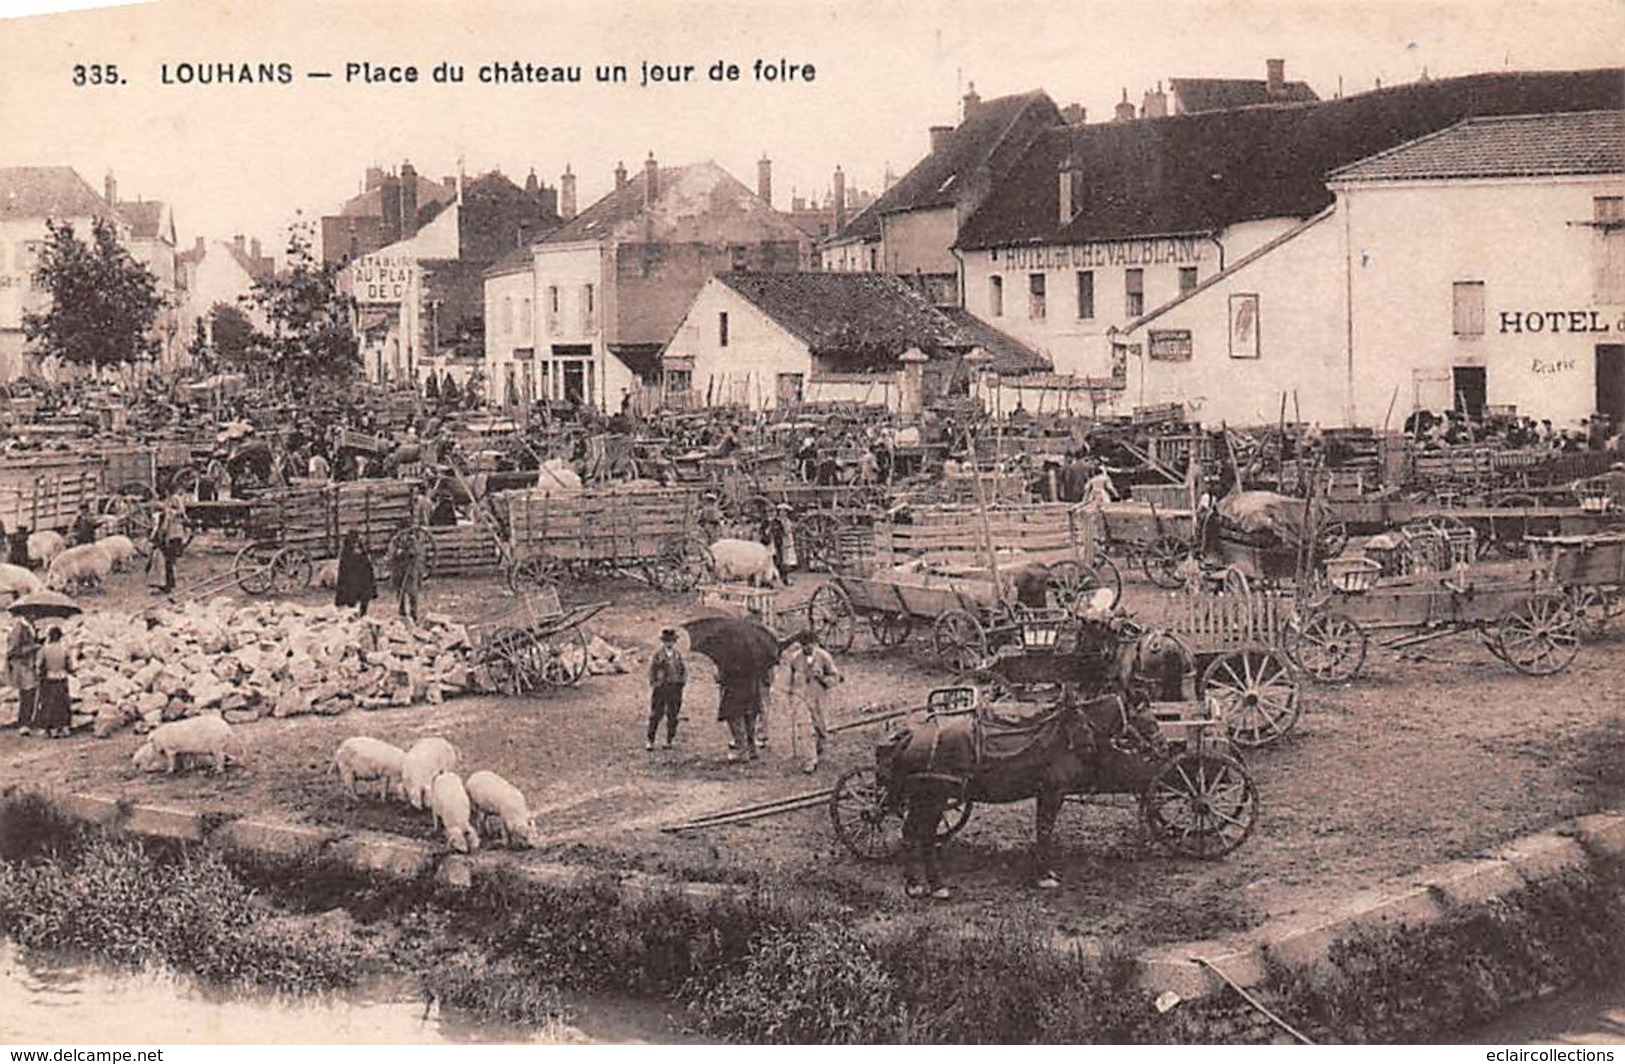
[
  {"xmin": 465, "ymin": 770, "xmax": 539, "ymax": 848},
  {"xmin": 429, "ymin": 771, "xmax": 480, "ymax": 854}
]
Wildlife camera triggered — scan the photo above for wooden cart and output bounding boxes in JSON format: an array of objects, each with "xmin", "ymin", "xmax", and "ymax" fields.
[
  {"xmin": 1528, "ymin": 531, "xmax": 1625, "ymax": 638},
  {"xmin": 498, "ymin": 485, "xmax": 711, "ymax": 594},
  {"xmin": 467, "ymin": 585, "xmax": 601, "ymax": 695},
  {"xmin": 231, "ymin": 478, "xmax": 428, "ymax": 595}
]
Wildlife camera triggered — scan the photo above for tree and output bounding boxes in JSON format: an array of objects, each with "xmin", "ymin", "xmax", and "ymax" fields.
[
  {"xmin": 209, "ymin": 303, "xmax": 256, "ymax": 367},
  {"xmin": 22, "ymin": 217, "xmax": 163, "ymax": 368},
  {"xmin": 242, "ymin": 220, "xmax": 358, "ymax": 379}
]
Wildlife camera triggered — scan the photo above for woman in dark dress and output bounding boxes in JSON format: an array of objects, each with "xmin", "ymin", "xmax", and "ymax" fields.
[
  {"xmin": 334, "ymin": 532, "xmax": 376, "ymax": 617},
  {"xmin": 34, "ymin": 626, "xmax": 71, "ymax": 739},
  {"xmin": 716, "ymin": 670, "xmax": 760, "ymax": 762}
]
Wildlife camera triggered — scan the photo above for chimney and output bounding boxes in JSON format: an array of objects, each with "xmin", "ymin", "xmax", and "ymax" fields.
[
  {"xmin": 1058, "ymin": 156, "xmax": 1077, "ymax": 225},
  {"xmin": 643, "ymin": 152, "xmax": 659, "ymax": 204},
  {"xmin": 525, "ymin": 168, "xmax": 539, "ymax": 195},
  {"xmin": 832, "ymin": 166, "xmax": 846, "ymax": 234},
  {"xmin": 400, "ymin": 160, "xmax": 419, "ymax": 239},
  {"xmin": 104, "ymin": 170, "xmax": 117, "ymax": 206},
  {"xmin": 1060, "ymin": 103, "xmax": 1087, "ymax": 126},
  {"xmin": 1142, "ymin": 81, "xmax": 1167, "ymax": 119},
  {"xmin": 1267, "ymin": 58, "xmax": 1285, "ymax": 98},
  {"xmin": 365, "ymin": 166, "xmax": 385, "ymax": 191},
  {"xmin": 757, "ymin": 154, "xmax": 772, "ymax": 206},
  {"xmin": 614, "ymin": 160, "xmax": 628, "ymax": 190},
  {"xmin": 560, "ymin": 165, "xmax": 577, "ymax": 219},
  {"xmin": 443, "ymin": 175, "xmax": 457, "ymax": 192},
  {"xmin": 380, "ymin": 174, "xmax": 402, "ymax": 242},
  {"xmin": 961, "ymin": 80, "xmax": 981, "ymax": 121},
  {"xmin": 232, "ymin": 234, "xmax": 246, "ymax": 256},
  {"xmin": 1113, "ymin": 88, "xmax": 1135, "ymax": 122},
  {"xmin": 250, "ymin": 238, "xmax": 261, "ymax": 261},
  {"xmin": 193, "ymin": 236, "xmax": 205, "ymax": 257},
  {"xmin": 928, "ymin": 125, "xmax": 953, "ymax": 153}
]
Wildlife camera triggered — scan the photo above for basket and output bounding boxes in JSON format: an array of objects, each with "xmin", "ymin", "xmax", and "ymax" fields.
[{"xmin": 1325, "ymin": 555, "xmax": 1382, "ymax": 593}]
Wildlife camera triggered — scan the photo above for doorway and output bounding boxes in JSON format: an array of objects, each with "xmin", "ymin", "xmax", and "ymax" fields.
[
  {"xmin": 1452, "ymin": 366, "xmax": 1486, "ymax": 419},
  {"xmin": 1595, "ymin": 345, "xmax": 1625, "ymax": 425},
  {"xmin": 562, "ymin": 362, "xmax": 586, "ymax": 406}
]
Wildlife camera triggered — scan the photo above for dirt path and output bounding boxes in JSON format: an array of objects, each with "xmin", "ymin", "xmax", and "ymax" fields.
[{"xmin": 6, "ymin": 543, "xmax": 1622, "ymax": 947}]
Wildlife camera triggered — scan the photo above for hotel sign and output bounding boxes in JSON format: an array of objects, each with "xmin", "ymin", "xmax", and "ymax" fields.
[
  {"xmin": 995, "ymin": 236, "xmax": 1205, "ymax": 271},
  {"xmin": 351, "ymin": 252, "xmax": 415, "ymax": 304}
]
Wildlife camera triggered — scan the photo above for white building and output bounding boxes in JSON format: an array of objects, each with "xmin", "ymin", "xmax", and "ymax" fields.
[
  {"xmin": 1112, "ymin": 111, "xmax": 1625, "ymax": 428},
  {"xmin": 176, "ymin": 236, "xmax": 273, "ymax": 354}
]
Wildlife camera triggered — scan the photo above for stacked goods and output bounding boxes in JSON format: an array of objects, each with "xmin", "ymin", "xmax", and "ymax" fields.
[
  {"xmin": 51, "ymin": 598, "xmax": 477, "ymax": 738},
  {"xmin": 0, "ymin": 453, "xmax": 103, "ymax": 532},
  {"xmin": 246, "ymin": 479, "xmax": 416, "ymax": 556},
  {"xmin": 427, "ymin": 523, "xmax": 503, "ymax": 576},
  {"xmin": 502, "ymin": 486, "xmax": 699, "ymax": 564}
]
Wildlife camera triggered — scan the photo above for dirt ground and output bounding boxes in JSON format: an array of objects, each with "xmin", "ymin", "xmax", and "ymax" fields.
[{"xmin": 5, "ymin": 538, "xmax": 1623, "ymax": 949}]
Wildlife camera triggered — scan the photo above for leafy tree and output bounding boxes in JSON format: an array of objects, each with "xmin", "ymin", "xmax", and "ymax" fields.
[
  {"xmin": 209, "ymin": 302, "xmax": 256, "ymax": 367},
  {"xmin": 22, "ymin": 217, "xmax": 163, "ymax": 368},
  {"xmin": 242, "ymin": 220, "xmax": 358, "ymax": 379}
]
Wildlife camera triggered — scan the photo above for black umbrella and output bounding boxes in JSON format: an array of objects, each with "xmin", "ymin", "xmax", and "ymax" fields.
[
  {"xmin": 8, "ymin": 590, "xmax": 82, "ymax": 620},
  {"xmin": 682, "ymin": 616, "xmax": 783, "ymax": 682}
]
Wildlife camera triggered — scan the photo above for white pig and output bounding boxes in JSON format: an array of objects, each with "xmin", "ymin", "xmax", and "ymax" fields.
[
  {"xmin": 465, "ymin": 770, "xmax": 539, "ymax": 848},
  {"xmin": 332, "ymin": 736, "xmax": 407, "ymax": 800},
  {"xmin": 95, "ymin": 534, "xmax": 138, "ymax": 572},
  {"xmin": 400, "ymin": 736, "xmax": 459, "ymax": 809},
  {"xmin": 132, "ymin": 714, "xmax": 237, "ymax": 775},
  {"xmin": 0, "ymin": 563, "xmax": 42, "ymax": 597},
  {"xmin": 429, "ymin": 771, "xmax": 480, "ymax": 854},
  {"xmin": 26, "ymin": 530, "xmax": 65, "ymax": 568},
  {"xmin": 708, "ymin": 538, "xmax": 780, "ymax": 587},
  {"xmin": 46, "ymin": 543, "xmax": 113, "ymax": 593}
]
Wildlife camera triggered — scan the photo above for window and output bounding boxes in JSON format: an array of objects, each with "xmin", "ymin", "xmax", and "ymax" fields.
[
  {"xmin": 1452, "ymin": 281, "xmax": 1485, "ymax": 337},
  {"xmin": 1028, "ymin": 274, "xmax": 1046, "ymax": 320},
  {"xmin": 1076, "ymin": 271, "xmax": 1094, "ymax": 320},
  {"xmin": 548, "ymin": 286, "xmax": 560, "ymax": 315},
  {"xmin": 1125, "ymin": 269, "xmax": 1144, "ymax": 318},
  {"xmin": 1597, "ymin": 197, "xmax": 1625, "ymax": 224},
  {"xmin": 1598, "ymin": 198, "xmax": 1625, "ymax": 304},
  {"xmin": 583, "ymin": 284, "xmax": 595, "ymax": 314},
  {"xmin": 730, "ymin": 244, "xmax": 748, "ymax": 270},
  {"xmin": 989, "ymin": 275, "xmax": 1004, "ymax": 317},
  {"xmin": 666, "ymin": 368, "xmax": 693, "ymax": 394},
  {"xmin": 719, "ymin": 311, "xmax": 730, "ymax": 347},
  {"xmin": 501, "ymin": 297, "xmax": 514, "ymax": 335},
  {"xmin": 1179, "ymin": 267, "xmax": 1199, "ymax": 296},
  {"xmin": 776, "ymin": 373, "xmax": 804, "ymax": 405},
  {"xmin": 519, "ymin": 297, "xmax": 532, "ymax": 336}
]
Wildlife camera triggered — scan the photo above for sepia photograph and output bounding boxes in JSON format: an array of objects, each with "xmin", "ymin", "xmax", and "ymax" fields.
[{"xmin": 0, "ymin": 0, "xmax": 1623, "ymax": 1047}]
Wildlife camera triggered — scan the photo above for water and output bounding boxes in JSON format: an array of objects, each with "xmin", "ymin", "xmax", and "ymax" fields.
[{"xmin": 0, "ymin": 941, "xmax": 688, "ymax": 1045}]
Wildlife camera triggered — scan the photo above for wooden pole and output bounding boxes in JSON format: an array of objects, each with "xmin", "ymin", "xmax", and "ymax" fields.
[
  {"xmin": 965, "ymin": 427, "xmax": 1001, "ymax": 596},
  {"xmin": 1382, "ymin": 384, "xmax": 1400, "ymax": 433}
]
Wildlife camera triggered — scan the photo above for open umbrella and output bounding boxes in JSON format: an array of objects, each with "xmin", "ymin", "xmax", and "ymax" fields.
[
  {"xmin": 8, "ymin": 590, "xmax": 82, "ymax": 620},
  {"xmin": 682, "ymin": 616, "xmax": 783, "ymax": 683}
]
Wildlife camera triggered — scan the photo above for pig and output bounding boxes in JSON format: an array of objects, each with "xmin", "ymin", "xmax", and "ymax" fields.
[
  {"xmin": 95, "ymin": 534, "xmax": 138, "ymax": 572},
  {"xmin": 429, "ymin": 771, "xmax": 480, "ymax": 853},
  {"xmin": 132, "ymin": 714, "xmax": 237, "ymax": 775},
  {"xmin": 465, "ymin": 770, "xmax": 539, "ymax": 848},
  {"xmin": 313, "ymin": 558, "xmax": 340, "ymax": 589},
  {"xmin": 332, "ymin": 736, "xmax": 408, "ymax": 800},
  {"xmin": 708, "ymin": 538, "xmax": 780, "ymax": 587},
  {"xmin": 0, "ymin": 563, "xmax": 43, "ymax": 597},
  {"xmin": 26, "ymin": 530, "xmax": 65, "ymax": 568},
  {"xmin": 400, "ymin": 736, "xmax": 459, "ymax": 809},
  {"xmin": 46, "ymin": 542, "xmax": 113, "ymax": 593}
]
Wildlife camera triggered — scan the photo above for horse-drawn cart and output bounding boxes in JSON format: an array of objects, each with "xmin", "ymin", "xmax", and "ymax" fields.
[
  {"xmin": 231, "ymin": 479, "xmax": 430, "ymax": 595},
  {"xmin": 498, "ymin": 486, "xmax": 712, "ymax": 594},
  {"xmin": 466, "ymin": 585, "xmax": 600, "ymax": 695}
]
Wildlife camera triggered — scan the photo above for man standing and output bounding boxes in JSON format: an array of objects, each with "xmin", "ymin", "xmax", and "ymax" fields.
[
  {"xmin": 645, "ymin": 628, "xmax": 686, "ymax": 751},
  {"xmin": 7, "ymin": 616, "xmax": 39, "ymax": 736},
  {"xmin": 389, "ymin": 529, "xmax": 425, "ymax": 623},
  {"xmin": 148, "ymin": 494, "xmax": 187, "ymax": 595},
  {"xmin": 786, "ymin": 630, "xmax": 841, "ymax": 773}
]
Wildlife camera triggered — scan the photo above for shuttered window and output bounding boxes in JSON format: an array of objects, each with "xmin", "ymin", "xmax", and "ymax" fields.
[{"xmin": 1452, "ymin": 281, "xmax": 1485, "ymax": 336}]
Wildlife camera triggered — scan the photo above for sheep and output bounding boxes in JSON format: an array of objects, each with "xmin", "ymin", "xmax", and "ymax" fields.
[
  {"xmin": 465, "ymin": 770, "xmax": 539, "ymax": 848},
  {"xmin": 26, "ymin": 530, "xmax": 65, "ymax": 568},
  {"xmin": 331, "ymin": 736, "xmax": 408, "ymax": 800},
  {"xmin": 46, "ymin": 543, "xmax": 113, "ymax": 593},
  {"xmin": 0, "ymin": 563, "xmax": 43, "ymax": 597},
  {"xmin": 400, "ymin": 736, "xmax": 458, "ymax": 809},
  {"xmin": 95, "ymin": 534, "xmax": 138, "ymax": 572},
  {"xmin": 708, "ymin": 538, "xmax": 780, "ymax": 587},
  {"xmin": 131, "ymin": 714, "xmax": 238, "ymax": 775},
  {"xmin": 428, "ymin": 771, "xmax": 480, "ymax": 853}
]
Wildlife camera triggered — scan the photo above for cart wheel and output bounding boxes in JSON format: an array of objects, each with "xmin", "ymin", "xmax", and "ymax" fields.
[
  {"xmin": 1049, "ymin": 557, "xmax": 1120, "ymax": 614},
  {"xmin": 1566, "ymin": 585, "xmax": 1622, "ymax": 640},
  {"xmin": 650, "ymin": 538, "xmax": 711, "ymax": 593},
  {"xmin": 830, "ymin": 768, "xmax": 900, "ymax": 861},
  {"xmin": 506, "ymin": 556, "xmax": 562, "ymax": 594},
  {"xmin": 1142, "ymin": 536, "xmax": 1189, "ymax": 590},
  {"xmin": 868, "ymin": 611, "xmax": 913, "ymax": 647},
  {"xmin": 937, "ymin": 794, "xmax": 973, "ymax": 841},
  {"xmin": 117, "ymin": 481, "xmax": 156, "ymax": 502},
  {"xmin": 233, "ymin": 542, "xmax": 280, "ymax": 596},
  {"xmin": 1216, "ymin": 567, "xmax": 1252, "ymax": 596},
  {"xmin": 169, "ymin": 467, "xmax": 200, "ymax": 497},
  {"xmin": 270, "ymin": 546, "xmax": 313, "ymax": 594},
  {"xmin": 808, "ymin": 584, "xmax": 856, "ymax": 652},
  {"xmin": 1495, "ymin": 593, "xmax": 1581, "ymax": 676},
  {"xmin": 1141, "ymin": 751, "xmax": 1258, "ymax": 859},
  {"xmin": 1314, "ymin": 518, "xmax": 1350, "ymax": 562},
  {"xmin": 105, "ymin": 496, "xmax": 154, "ymax": 548},
  {"xmin": 484, "ymin": 627, "xmax": 544, "ymax": 695},
  {"xmin": 537, "ymin": 624, "xmax": 590, "ymax": 687},
  {"xmin": 1200, "ymin": 648, "xmax": 1302, "ymax": 748},
  {"xmin": 1283, "ymin": 610, "xmax": 1368, "ymax": 683},
  {"xmin": 932, "ymin": 609, "xmax": 988, "ymax": 673},
  {"xmin": 388, "ymin": 526, "xmax": 439, "ymax": 576},
  {"xmin": 794, "ymin": 512, "xmax": 841, "ymax": 573}
]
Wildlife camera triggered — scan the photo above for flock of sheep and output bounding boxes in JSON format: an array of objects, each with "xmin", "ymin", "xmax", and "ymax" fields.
[{"xmin": 0, "ymin": 530, "xmax": 141, "ymax": 598}]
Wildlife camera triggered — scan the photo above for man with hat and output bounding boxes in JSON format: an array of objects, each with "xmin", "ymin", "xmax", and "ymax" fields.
[
  {"xmin": 646, "ymin": 627, "xmax": 687, "ymax": 751},
  {"xmin": 785, "ymin": 629, "xmax": 841, "ymax": 773}
]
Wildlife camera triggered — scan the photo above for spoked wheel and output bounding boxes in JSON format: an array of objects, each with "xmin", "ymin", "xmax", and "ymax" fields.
[
  {"xmin": 1142, "ymin": 751, "xmax": 1259, "ymax": 859},
  {"xmin": 793, "ymin": 512, "xmax": 841, "ymax": 573},
  {"xmin": 506, "ymin": 556, "xmax": 563, "ymax": 594},
  {"xmin": 1049, "ymin": 556, "xmax": 1121, "ymax": 614},
  {"xmin": 1494, "ymin": 593, "xmax": 1581, "ymax": 676},
  {"xmin": 932, "ymin": 609, "xmax": 989, "ymax": 673},
  {"xmin": 269, "ymin": 546, "xmax": 313, "ymax": 594},
  {"xmin": 105, "ymin": 496, "xmax": 155, "ymax": 548},
  {"xmin": 1216, "ymin": 566, "xmax": 1252, "ymax": 596},
  {"xmin": 830, "ymin": 767, "xmax": 901, "ymax": 861},
  {"xmin": 1566, "ymin": 585, "xmax": 1622, "ymax": 640},
  {"xmin": 483, "ymin": 626, "xmax": 544, "ymax": 695},
  {"xmin": 535, "ymin": 624, "xmax": 590, "ymax": 686},
  {"xmin": 808, "ymin": 583, "xmax": 856, "ymax": 652},
  {"xmin": 1313, "ymin": 518, "xmax": 1350, "ymax": 563},
  {"xmin": 1283, "ymin": 610, "xmax": 1368, "ymax": 683},
  {"xmin": 649, "ymin": 538, "xmax": 712, "ymax": 592},
  {"xmin": 169, "ymin": 467, "xmax": 200, "ymax": 497},
  {"xmin": 1200, "ymin": 648, "xmax": 1302, "ymax": 748},
  {"xmin": 387, "ymin": 526, "xmax": 439, "ymax": 576},
  {"xmin": 233, "ymin": 542, "xmax": 280, "ymax": 595},
  {"xmin": 1142, "ymin": 537, "xmax": 1189, "ymax": 590},
  {"xmin": 868, "ymin": 611, "xmax": 913, "ymax": 647}
]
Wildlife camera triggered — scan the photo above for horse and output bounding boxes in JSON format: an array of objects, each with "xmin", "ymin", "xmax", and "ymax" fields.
[{"xmin": 877, "ymin": 622, "xmax": 1190, "ymax": 899}]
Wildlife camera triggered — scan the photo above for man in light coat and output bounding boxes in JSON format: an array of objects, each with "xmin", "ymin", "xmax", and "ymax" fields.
[{"xmin": 785, "ymin": 630, "xmax": 841, "ymax": 773}]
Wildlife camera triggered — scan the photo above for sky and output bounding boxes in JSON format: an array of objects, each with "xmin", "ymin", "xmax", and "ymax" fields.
[{"xmin": 1, "ymin": 0, "xmax": 1621, "ymax": 260}]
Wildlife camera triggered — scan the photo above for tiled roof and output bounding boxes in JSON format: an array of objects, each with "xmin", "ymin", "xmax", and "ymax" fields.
[
  {"xmin": 958, "ymin": 67, "xmax": 1625, "ymax": 250},
  {"xmin": 339, "ymin": 174, "xmax": 456, "ymax": 218},
  {"xmin": 831, "ymin": 91, "xmax": 1062, "ymax": 243},
  {"xmin": 115, "ymin": 200, "xmax": 167, "ymax": 240},
  {"xmin": 717, "ymin": 272, "xmax": 968, "ymax": 362},
  {"xmin": 0, "ymin": 166, "xmax": 112, "ymax": 222},
  {"xmin": 1330, "ymin": 110, "xmax": 1624, "ymax": 181},
  {"xmin": 937, "ymin": 307, "xmax": 1051, "ymax": 375},
  {"xmin": 1169, "ymin": 77, "xmax": 1319, "ymax": 113},
  {"xmin": 541, "ymin": 163, "xmax": 705, "ymax": 244},
  {"xmin": 484, "ymin": 240, "xmax": 538, "ymax": 277}
]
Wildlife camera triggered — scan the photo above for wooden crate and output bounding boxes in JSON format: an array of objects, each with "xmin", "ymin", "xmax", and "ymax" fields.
[
  {"xmin": 503, "ymin": 487, "xmax": 700, "ymax": 562},
  {"xmin": 1146, "ymin": 591, "xmax": 1291, "ymax": 654},
  {"xmin": 426, "ymin": 522, "xmax": 503, "ymax": 576}
]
